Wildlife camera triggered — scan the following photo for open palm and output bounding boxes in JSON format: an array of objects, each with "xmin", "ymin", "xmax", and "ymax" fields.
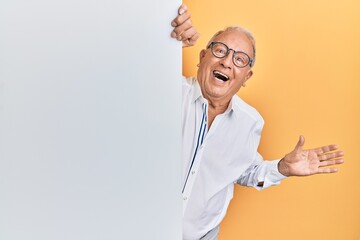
[{"xmin": 278, "ymin": 136, "xmax": 344, "ymax": 177}]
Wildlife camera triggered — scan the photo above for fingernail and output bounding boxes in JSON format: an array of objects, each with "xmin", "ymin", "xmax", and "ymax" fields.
[
  {"xmin": 171, "ymin": 31, "xmax": 177, "ymax": 38},
  {"xmin": 177, "ymin": 36, "xmax": 182, "ymax": 40},
  {"xmin": 171, "ymin": 21, "xmax": 176, "ymax": 27},
  {"xmin": 179, "ymin": 9, "xmax": 185, "ymax": 15}
]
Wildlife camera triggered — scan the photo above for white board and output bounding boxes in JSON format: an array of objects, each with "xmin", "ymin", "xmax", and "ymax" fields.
[{"xmin": 0, "ymin": 0, "xmax": 182, "ymax": 239}]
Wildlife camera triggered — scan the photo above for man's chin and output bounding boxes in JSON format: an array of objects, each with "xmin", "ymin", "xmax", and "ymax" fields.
[{"xmin": 204, "ymin": 89, "xmax": 229, "ymax": 101}]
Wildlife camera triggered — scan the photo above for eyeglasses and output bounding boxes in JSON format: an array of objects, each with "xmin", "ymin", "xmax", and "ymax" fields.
[{"xmin": 207, "ymin": 41, "xmax": 254, "ymax": 68}]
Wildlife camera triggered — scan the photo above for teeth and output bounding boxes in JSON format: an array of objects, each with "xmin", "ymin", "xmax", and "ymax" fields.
[{"xmin": 213, "ymin": 70, "xmax": 229, "ymax": 81}]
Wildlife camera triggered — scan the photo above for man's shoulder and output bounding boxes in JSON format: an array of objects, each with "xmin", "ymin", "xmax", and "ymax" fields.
[
  {"xmin": 232, "ymin": 95, "xmax": 264, "ymax": 125},
  {"xmin": 182, "ymin": 76, "xmax": 195, "ymax": 87},
  {"xmin": 182, "ymin": 76, "xmax": 200, "ymax": 101}
]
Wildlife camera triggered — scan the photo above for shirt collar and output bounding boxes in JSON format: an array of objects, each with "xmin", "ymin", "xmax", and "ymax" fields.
[{"xmin": 192, "ymin": 79, "xmax": 237, "ymax": 117}]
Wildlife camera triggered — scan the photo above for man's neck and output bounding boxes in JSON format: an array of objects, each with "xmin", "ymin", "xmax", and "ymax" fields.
[{"xmin": 206, "ymin": 98, "xmax": 231, "ymax": 129}]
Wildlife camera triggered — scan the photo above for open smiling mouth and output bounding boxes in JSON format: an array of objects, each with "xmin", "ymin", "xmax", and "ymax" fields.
[{"xmin": 213, "ymin": 70, "xmax": 229, "ymax": 82}]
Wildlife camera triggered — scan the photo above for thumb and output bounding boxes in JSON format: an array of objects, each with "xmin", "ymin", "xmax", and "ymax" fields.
[{"xmin": 295, "ymin": 135, "xmax": 305, "ymax": 151}]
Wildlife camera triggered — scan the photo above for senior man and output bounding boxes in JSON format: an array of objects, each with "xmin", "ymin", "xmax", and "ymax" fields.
[{"xmin": 171, "ymin": 4, "xmax": 344, "ymax": 240}]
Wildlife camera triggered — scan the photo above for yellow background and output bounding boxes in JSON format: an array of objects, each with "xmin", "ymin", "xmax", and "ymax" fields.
[{"xmin": 182, "ymin": 0, "xmax": 360, "ymax": 239}]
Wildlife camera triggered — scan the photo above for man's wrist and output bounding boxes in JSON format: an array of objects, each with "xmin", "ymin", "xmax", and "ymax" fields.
[{"xmin": 278, "ymin": 159, "xmax": 291, "ymax": 177}]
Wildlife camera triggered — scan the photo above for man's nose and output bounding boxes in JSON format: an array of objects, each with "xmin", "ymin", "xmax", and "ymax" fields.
[{"xmin": 220, "ymin": 51, "xmax": 233, "ymax": 69}]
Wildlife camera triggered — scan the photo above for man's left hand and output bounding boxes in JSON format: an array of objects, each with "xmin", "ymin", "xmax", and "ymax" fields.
[
  {"xmin": 278, "ymin": 135, "xmax": 344, "ymax": 177},
  {"xmin": 171, "ymin": 4, "xmax": 199, "ymax": 48}
]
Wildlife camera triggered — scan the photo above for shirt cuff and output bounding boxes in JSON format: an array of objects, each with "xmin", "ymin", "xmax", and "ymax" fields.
[{"xmin": 263, "ymin": 159, "xmax": 287, "ymax": 188}]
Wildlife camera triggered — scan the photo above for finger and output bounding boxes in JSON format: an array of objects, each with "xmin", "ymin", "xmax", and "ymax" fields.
[
  {"xmin": 317, "ymin": 167, "xmax": 339, "ymax": 174},
  {"xmin": 171, "ymin": 11, "xmax": 191, "ymax": 27},
  {"xmin": 314, "ymin": 144, "xmax": 339, "ymax": 155},
  {"xmin": 183, "ymin": 32, "xmax": 200, "ymax": 47},
  {"xmin": 318, "ymin": 151, "xmax": 344, "ymax": 161},
  {"xmin": 178, "ymin": 3, "xmax": 188, "ymax": 15},
  {"xmin": 178, "ymin": 26, "xmax": 198, "ymax": 42},
  {"xmin": 181, "ymin": 26, "xmax": 197, "ymax": 39},
  {"xmin": 319, "ymin": 158, "xmax": 345, "ymax": 167},
  {"xmin": 172, "ymin": 19, "xmax": 193, "ymax": 38},
  {"xmin": 185, "ymin": 31, "xmax": 200, "ymax": 46},
  {"xmin": 295, "ymin": 135, "xmax": 305, "ymax": 151}
]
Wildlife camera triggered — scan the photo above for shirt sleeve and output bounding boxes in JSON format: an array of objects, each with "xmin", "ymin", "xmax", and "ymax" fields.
[{"xmin": 236, "ymin": 153, "xmax": 287, "ymax": 190}]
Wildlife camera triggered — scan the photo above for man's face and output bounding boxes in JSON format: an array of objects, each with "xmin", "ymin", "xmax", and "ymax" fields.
[{"xmin": 197, "ymin": 30, "xmax": 254, "ymax": 105}]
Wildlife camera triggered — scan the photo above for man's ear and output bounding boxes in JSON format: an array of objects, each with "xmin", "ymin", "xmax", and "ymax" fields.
[
  {"xmin": 244, "ymin": 70, "xmax": 253, "ymax": 84},
  {"xmin": 199, "ymin": 49, "xmax": 206, "ymax": 63}
]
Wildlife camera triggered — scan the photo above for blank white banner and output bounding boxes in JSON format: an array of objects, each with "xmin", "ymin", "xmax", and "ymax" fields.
[{"xmin": 0, "ymin": 0, "xmax": 182, "ymax": 239}]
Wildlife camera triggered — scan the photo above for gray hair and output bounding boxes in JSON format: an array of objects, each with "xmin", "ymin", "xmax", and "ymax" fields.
[{"xmin": 207, "ymin": 26, "xmax": 256, "ymax": 67}]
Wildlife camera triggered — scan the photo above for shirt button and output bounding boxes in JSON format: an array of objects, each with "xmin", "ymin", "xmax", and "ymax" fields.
[
  {"xmin": 191, "ymin": 171, "xmax": 196, "ymax": 175},
  {"xmin": 183, "ymin": 197, "xmax": 188, "ymax": 201}
]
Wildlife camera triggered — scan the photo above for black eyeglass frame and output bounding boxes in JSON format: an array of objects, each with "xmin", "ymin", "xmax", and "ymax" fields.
[{"xmin": 207, "ymin": 41, "xmax": 254, "ymax": 68}]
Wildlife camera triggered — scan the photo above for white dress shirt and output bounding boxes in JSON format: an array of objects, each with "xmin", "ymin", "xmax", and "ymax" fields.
[{"xmin": 182, "ymin": 77, "xmax": 287, "ymax": 240}]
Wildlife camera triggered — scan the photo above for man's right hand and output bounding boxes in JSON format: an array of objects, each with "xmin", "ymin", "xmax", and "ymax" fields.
[
  {"xmin": 171, "ymin": 4, "xmax": 199, "ymax": 48},
  {"xmin": 278, "ymin": 135, "xmax": 344, "ymax": 177}
]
